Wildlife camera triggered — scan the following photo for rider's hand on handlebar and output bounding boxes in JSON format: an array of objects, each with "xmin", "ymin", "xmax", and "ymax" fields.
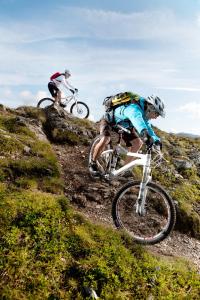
[
  {"xmin": 140, "ymin": 129, "xmax": 154, "ymax": 149},
  {"xmin": 154, "ymin": 140, "xmax": 162, "ymax": 151}
]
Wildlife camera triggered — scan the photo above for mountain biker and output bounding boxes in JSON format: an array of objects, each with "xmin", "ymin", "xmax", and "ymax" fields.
[
  {"xmin": 89, "ymin": 94, "xmax": 165, "ymax": 176},
  {"xmin": 48, "ymin": 69, "xmax": 78, "ymax": 107}
]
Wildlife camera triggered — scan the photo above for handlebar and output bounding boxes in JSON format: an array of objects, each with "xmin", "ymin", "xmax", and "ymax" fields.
[{"xmin": 115, "ymin": 124, "xmax": 166, "ymax": 161}]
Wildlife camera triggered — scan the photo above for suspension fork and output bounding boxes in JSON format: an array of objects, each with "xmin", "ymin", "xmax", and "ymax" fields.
[{"xmin": 136, "ymin": 152, "xmax": 152, "ymax": 216}]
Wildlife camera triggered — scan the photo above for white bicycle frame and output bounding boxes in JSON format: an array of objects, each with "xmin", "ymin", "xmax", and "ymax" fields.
[
  {"xmin": 61, "ymin": 92, "xmax": 77, "ymax": 106},
  {"xmin": 102, "ymin": 144, "xmax": 152, "ymax": 216}
]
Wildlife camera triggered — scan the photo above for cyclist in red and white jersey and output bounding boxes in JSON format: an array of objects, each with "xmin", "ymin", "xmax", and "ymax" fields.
[{"xmin": 48, "ymin": 69, "xmax": 78, "ymax": 107}]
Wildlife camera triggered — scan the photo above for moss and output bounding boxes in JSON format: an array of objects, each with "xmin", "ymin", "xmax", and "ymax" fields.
[
  {"xmin": 14, "ymin": 177, "xmax": 38, "ymax": 190},
  {"xmin": 132, "ymin": 165, "xmax": 143, "ymax": 180},
  {"xmin": 180, "ymin": 167, "xmax": 197, "ymax": 179},
  {"xmin": 52, "ymin": 128, "xmax": 82, "ymax": 145},
  {"xmin": 38, "ymin": 177, "xmax": 64, "ymax": 194},
  {"xmin": 9, "ymin": 157, "xmax": 60, "ymax": 177},
  {"xmin": 152, "ymin": 167, "xmax": 177, "ymax": 187},
  {"xmin": 0, "ymin": 132, "xmax": 24, "ymax": 156},
  {"xmin": 0, "ymin": 188, "xmax": 199, "ymax": 299},
  {"xmin": 16, "ymin": 106, "xmax": 46, "ymax": 123},
  {"xmin": 0, "ymin": 105, "xmax": 200, "ymax": 298},
  {"xmin": 2, "ymin": 117, "xmax": 36, "ymax": 138},
  {"xmin": 0, "ymin": 112, "xmax": 61, "ymax": 187},
  {"xmin": 171, "ymin": 183, "xmax": 200, "ymax": 238},
  {"xmin": 71, "ymin": 117, "xmax": 97, "ymax": 134}
]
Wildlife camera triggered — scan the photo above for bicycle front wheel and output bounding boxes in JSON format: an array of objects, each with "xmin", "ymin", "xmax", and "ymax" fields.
[
  {"xmin": 88, "ymin": 135, "xmax": 113, "ymax": 176},
  {"xmin": 37, "ymin": 98, "xmax": 54, "ymax": 108},
  {"xmin": 70, "ymin": 101, "xmax": 89, "ymax": 119},
  {"xmin": 112, "ymin": 181, "xmax": 176, "ymax": 245}
]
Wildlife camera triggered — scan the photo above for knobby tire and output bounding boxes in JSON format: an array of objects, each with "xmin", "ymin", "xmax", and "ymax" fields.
[
  {"xmin": 37, "ymin": 98, "xmax": 54, "ymax": 108},
  {"xmin": 70, "ymin": 101, "xmax": 89, "ymax": 119},
  {"xmin": 112, "ymin": 180, "xmax": 176, "ymax": 245}
]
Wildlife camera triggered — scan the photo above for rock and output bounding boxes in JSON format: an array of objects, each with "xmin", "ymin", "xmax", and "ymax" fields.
[
  {"xmin": 189, "ymin": 150, "xmax": 200, "ymax": 165},
  {"xmin": 43, "ymin": 105, "xmax": 95, "ymax": 144},
  {"xmin": 23, "ymin": 145, "xmax": 31, "ymax": 154},
  {"xmin": 173, "ymin": 158, "xmax": 194, "ymax": 171},
  {"xmin": 174, "ymin": 173, "xmax": 183, "ymax": 179}
]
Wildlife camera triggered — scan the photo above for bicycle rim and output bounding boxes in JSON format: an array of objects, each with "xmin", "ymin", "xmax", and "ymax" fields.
[
  {"xmin": 70, "ymin": 101, "xmax": 89, "ymax": 118},
  {"xmin": 37, "ymin": 98, "xmax": 54, "ymax": 108},
  {"xmin": 112, "ymin": 181, "xmax": 176, "ymax": 245}
]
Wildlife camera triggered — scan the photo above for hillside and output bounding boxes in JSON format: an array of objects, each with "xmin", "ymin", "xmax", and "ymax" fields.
[{"xmin": 0, "ymin": 104, "xmax": 200, "ymax": 299}]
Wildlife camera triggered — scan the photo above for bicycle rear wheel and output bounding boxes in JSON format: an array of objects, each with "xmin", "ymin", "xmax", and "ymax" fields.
[
  {"xmin": 88, "ymin": 135, "xmax": 113, "ymax": 177},
  {"xmin": 112, "ymin": 181, "xmax": 176, "ymax": 245},
  {"xmin": 37, "ymin": 98, "xmax": 54, "ymax": 108},
  {"xmin": 70, "ymin": 101, "xmax": 89, "ymax": 119}
]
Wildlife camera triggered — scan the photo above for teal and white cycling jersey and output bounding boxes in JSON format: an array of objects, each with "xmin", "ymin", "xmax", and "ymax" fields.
[{"xmin": 114, "ymin": 97, "xmax": 160, "ymax": 142}]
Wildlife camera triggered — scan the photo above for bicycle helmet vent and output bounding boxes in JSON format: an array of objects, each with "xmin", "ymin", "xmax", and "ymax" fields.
[{"xmin": 146, "ymin": 95, "xmax": 166, "ymax": 117}]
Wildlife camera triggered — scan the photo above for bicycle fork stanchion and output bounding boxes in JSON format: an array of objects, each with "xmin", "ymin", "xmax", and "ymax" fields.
[{"xmin": 136, "ymin": 152, "xmax": 152, "ymax": 216}]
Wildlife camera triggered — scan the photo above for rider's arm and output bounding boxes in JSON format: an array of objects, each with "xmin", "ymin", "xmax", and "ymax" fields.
[
  {"xmin": 144, "ymin": 119, "xmax": 160, "ymax": 142},
  {"xmin": 62, "ymin": 77, "xmax": 76, "ymax": 92},
  {"xmin": 123, "ymin": 104, "xmax": 160, "ymax": 142}
]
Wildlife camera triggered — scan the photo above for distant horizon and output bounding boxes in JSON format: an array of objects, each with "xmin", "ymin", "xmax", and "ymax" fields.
[{"xmin": 0, "ymin": 0, "xmax": 200, "ymax": 135}]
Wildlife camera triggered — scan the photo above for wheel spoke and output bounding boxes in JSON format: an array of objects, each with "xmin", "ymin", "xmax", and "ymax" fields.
[
  {"xmin": 112, "ymin": 181, "xmax": 176, "ymax": 244},
  {"xmin": 70, "ymin": 102, "xmax": 89, "ymax": 119}
]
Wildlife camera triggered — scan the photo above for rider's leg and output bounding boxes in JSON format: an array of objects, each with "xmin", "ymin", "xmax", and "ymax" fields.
[
  {"xmin": 125, "ymin": 137, "xmax": 143, "ymax": 164},
  {"xmin": 55, "ymin": 90, "xmax": 61, "ymax": 105},
  {"xmin": 123, "ymin": 128, "xmax": 143, "ymax": 164},
  {"xmin": 93, "ymin": 118, "xmax": 111, "ymax": 160},
  {"xmin": 92, "ymin": 135, "xmax": 111, "ymax": 161},
  {"xmin": 90, "ymin": 119, "xmax": 111, "ymax": 174}
]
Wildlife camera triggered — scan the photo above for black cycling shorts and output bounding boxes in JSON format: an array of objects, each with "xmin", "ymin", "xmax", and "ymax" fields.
[
  {"xmin": 48, "ymin": 81, "xmax": 59, "ymax": 97},
  {"xmin": 99, "ymin": 118, "xmax": 140, "ymax": 147}
]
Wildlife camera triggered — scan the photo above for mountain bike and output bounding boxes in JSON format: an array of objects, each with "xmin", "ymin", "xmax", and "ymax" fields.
[
  {"xmin": 37, "ymin": 91, "xmax": 90, "ymax": 119},
  {"xmin": 88, "ymin": 125, "xmax": 176, "ymax": 245}
]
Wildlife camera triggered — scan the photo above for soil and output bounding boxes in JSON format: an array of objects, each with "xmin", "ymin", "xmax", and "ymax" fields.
[{"xmin": 53, "ymin": 144, "xmax": 200, "ymax": 273}]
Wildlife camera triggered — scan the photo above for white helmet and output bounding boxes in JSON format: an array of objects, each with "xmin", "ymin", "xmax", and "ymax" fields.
[
  {"xmin": 64, "ymin": 69, "xmax": 71, "ymax": 76},
  {"xmin": 146, "ymin": 95, "xmax": 166, "ymax": 117}
]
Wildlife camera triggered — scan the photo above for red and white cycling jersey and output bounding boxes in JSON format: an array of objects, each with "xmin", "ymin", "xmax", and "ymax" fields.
[{"xmin": 50, "ymin": 72, "xmax": 75, "ymax": 91}]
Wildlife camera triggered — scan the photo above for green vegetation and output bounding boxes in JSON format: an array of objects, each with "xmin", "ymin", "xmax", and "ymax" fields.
[
  {"xmin": 52, "ymin": 128, "xmax": 83, "ymax": 145},
  {"xmin": 153, "ymin": 128, "xmax": 200, "ymax": 238},
  {"xmin": 0, "ymin": 108, "xmax": 199, "ymax": 299},
  {"xmin": 0, "ymin": 188, "xmax": 199, "ymax": 299},
  {"xmin": 0, "ymin": 110, "xmax": 62, "ymax": 194}
]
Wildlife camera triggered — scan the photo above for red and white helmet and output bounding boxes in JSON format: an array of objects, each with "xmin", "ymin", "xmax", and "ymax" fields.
[{"xmin": 146, "ymin": 95, "xmax": 166, "ymax": 117}]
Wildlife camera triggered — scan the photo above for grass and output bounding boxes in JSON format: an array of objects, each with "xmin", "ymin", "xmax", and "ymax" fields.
[
  {"xmin": 0, "ymin": 108, "xmax": 200, "ymax": 299},
  {"xmin": 0, "ymin": 188, "xmax": 199, "ymax": 299}
]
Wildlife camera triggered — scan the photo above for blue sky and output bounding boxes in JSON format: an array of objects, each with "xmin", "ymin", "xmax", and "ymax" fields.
[{"xmin": 1, "ymin": 0, "xmax": 200, "ymax": 134}]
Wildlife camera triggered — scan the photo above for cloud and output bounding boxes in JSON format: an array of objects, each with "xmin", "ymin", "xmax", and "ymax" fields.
[
  {"xmin": 19, "ymin": 90, "xmax": 48, "ymax": 105},
  {"xmin": 0, "ymin": 88, "xmax": 48, "ymax": 107},
  {"xmin": 156, "ymin": 87, "xmax": 200, "ymax": 92},
  {"xmin": 0, "ymin": 7, "xmax": 199, "ymax": 45},
  {"xmin": 0, "ymin": 6, "xmax": 200, "ymax": 91},
  {"xmin": 178, "ymin": 102, "xmax": 200, "ymax": 119}
]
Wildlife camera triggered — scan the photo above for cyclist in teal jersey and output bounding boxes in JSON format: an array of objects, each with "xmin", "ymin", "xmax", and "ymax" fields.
[{"xmin": 89, "ymin": 94, "xmax": 165, "ymax": 176}]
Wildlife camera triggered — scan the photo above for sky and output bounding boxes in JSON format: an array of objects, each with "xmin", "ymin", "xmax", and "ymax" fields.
[{"xmin": 0, "ymin": 0, "xmax": 200, "ymax": 135}]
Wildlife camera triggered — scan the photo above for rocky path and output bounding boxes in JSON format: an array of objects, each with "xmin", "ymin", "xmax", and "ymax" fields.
[{"xmin": 53, "ymin": 144, "xmax": 200, "ymax": 272}]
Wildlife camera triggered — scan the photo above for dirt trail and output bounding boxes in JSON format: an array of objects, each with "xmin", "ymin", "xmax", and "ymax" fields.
[{"xmin": 53, "ymin": 144, "xmax": 200, "ymax": 272}]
